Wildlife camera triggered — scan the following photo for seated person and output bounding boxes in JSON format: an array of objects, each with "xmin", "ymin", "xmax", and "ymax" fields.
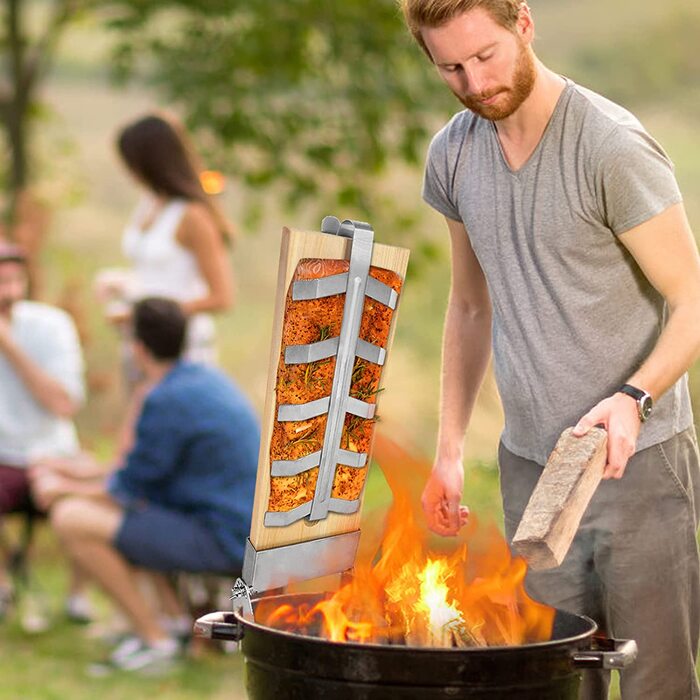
[
  {"xmin": 33, "ymin": 297, "xmax": 260, "ymax": 673},
  {"xmin": 0, "ymin": 242, "xmax": 88, "ymax": 625}
]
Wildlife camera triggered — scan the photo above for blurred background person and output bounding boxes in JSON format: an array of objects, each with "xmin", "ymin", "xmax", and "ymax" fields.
[
  {"xmin": 94, "ymin": 112, "xmax": 237, "ymax": 455},
  {"xmin": 0, "ymin": 243, "xmax": 90, "ymax": 630},
  {"xmin": 95, "ymin": 112, "xmax": 235, "ymax": 372},
  {"xmin": 32, "ymin": 297, "xmax": 259, "ymax": 674}
]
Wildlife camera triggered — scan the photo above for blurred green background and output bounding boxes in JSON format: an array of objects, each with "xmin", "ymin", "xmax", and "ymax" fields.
[{"xmin": 0, "ymin": 0, "xmax": 698, "ymax": 698}]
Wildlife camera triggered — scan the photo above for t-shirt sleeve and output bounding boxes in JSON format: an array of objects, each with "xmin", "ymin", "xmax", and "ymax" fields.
[
  {"xmin": 422, "ymin": 128, "xmax": 462, "ymax": 222},
  {"xmin": 594, "ymin": 124, "xmax": 682, "ymax": 236}
]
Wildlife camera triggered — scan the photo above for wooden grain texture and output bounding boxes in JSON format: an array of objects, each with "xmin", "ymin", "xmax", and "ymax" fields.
[
  {"xmin": 248, "ymin": 227, "xmax": 410, "ymax": 551},
  {"xmin": 512, "ymin": 427, "xmax": 608, "ymax": 570}
]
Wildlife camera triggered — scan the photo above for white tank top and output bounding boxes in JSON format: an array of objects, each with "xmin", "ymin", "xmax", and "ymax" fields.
[{"xmin": 122, "ymin": 197, "xmax": 216, "ymax": 363}]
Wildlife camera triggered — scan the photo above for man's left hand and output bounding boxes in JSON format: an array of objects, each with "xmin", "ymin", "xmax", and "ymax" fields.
[{"xmin": 572, "ymin": 393, "xmax": 641, "ymax": 479}]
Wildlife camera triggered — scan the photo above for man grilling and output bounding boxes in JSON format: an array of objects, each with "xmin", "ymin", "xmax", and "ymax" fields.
[
  {"xmin": 0, "ymin": 242, "xmax": 89, "ymax": 625},
  {"xmin": 400, "ymin": 1, "xmax": 700, "ymax": 698}
]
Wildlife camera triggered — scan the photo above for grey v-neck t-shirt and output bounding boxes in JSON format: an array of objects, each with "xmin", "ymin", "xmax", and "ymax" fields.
[{"xmin": 423, "ymin": 79, "xmax": 692, "ymax": 465}]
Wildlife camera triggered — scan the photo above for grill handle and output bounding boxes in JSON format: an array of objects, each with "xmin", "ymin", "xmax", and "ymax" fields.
[
  {"xmin": 194, "ymin": 611, "xmax": 245, "ymax": 642},
  {"xmin": 571, "ymin": 637, "xmax": 638, "ymax": 670}
]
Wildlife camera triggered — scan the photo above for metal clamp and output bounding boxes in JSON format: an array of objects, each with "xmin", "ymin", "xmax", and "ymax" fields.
[{"xmin": 231, "ymin": 577, "xmax": 254, "ymax": 619}]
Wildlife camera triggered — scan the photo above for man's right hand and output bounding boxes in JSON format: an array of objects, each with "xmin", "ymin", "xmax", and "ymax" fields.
[
  {"xmin": 30, "ymin": 471, "xmax": 71, "ymax": 511},
  {"xmin": 421, "ymin": 459, "xmax": 469, "ymax": 536}
]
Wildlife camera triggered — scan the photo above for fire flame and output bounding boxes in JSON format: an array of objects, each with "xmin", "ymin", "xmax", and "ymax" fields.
[{"xmin": 256, "ymin": 436, "xmax": 554, "ymax": 648}]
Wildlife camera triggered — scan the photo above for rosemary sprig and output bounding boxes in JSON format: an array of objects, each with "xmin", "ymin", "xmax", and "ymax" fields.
[
  {"xmin": 304, "ymin": 325, "xmax": 333, "ymax": 387},
  {"xmin": 351, "ymin": 384, "xmax": 385, "ymax": 402},
  {"xmin": 351, "ymin": 361, "xmax": 366, "ymax": 384},
  {"xmin": 289, "ymin": 427, "xmax": 320, "ymax": 448}
]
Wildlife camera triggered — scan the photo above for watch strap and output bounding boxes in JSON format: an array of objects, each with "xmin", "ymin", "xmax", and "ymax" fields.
[{"xmin": 618, "ymin": 384, "xmax": 645, "ymax": 401}]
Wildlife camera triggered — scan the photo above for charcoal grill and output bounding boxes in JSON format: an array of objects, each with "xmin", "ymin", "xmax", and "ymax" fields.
[
  {"xmin": 195, "ymin": 218, "xmax": 636, "ymax": 699},
  {"xmin": 196, "ymin": 592, "xmax": 636, "ymax": 699}
]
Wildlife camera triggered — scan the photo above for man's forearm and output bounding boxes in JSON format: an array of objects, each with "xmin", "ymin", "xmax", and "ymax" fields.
[
  {"xmin": 627, "ymin": 298, "xmax": 700, "ymax": 400},
  {"xmin": 617, "ymin": 203, "xmax": 700, "ymax": 404},
  {"xmin": 0, "ymin": 333, "xmax": 77, "ymax": 417},
  {"xmin": 573, "ymin": 293, "xmax": 700, "ymax": 479},
  {"xmin": 435, "ymin": 298, "xmax": 492, "ymax": 463}
]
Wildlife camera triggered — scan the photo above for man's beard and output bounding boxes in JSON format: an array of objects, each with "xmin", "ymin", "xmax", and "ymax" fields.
[{"xmin": 455, "ymin": 41, "xmax": 536, "ymax": 121}]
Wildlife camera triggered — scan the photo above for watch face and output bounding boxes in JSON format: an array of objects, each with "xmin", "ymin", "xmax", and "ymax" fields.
[{"xmin": 640, "ymin": 395, "xmax": 653, "ymax": 421}]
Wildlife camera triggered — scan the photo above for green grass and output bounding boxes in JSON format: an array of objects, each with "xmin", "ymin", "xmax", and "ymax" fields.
[
  {"xmin": 0, "ymin": 523, "xmax": 246, "ymax": 700},
  {"xmin": 2, "ymin": 621, "xmax": 246, "ymax": 700}
]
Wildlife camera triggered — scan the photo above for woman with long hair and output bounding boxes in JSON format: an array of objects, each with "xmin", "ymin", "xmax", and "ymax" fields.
[
  {"xmin": 99, "ymin": 112, "xmax": 234, "ymax": 367},
  {"xmin": 95, "ymin": 112, "xmax": 237, "ymax": 462}
]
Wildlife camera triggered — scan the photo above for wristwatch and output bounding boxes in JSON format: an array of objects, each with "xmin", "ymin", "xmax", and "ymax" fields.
[{"xmin": 618, "ymin": 384, "xmax": 653, "ymax": 422}]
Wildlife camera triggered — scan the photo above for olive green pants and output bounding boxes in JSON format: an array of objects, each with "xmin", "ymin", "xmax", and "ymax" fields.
[{"xmin": 500, "ymin": 427, "xmax": 700, "ymax": 700}]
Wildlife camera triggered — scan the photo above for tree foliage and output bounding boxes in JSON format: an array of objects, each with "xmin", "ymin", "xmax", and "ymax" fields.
[
  {"xmin": 105, "ymin": 0, "xmax": 453, "ymax": 233},
  {"xmin": 0, "ymin": 1, "xmax": 93, "ymax": 203},
  {"xmin": 0, "ymin": 0, "xmax": 454, "ymax": 245}
]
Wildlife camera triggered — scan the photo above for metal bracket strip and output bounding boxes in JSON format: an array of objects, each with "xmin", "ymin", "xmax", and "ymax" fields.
[
  {"xmin": 293, "ymin": 273, "xmax": 397, "ymax": 310},
  {"xmin": 328, "ymin": 497, "xmax": 361, "ymax": 514},
  {"xmin": 242, "ymin": 530, "xmax": 361, "ymax": 594},
  {"xmin": 271, "ymin": 447, "xmax": 367, "ymax": 478},
  {"xmin": 264, "ymin": 501, "xmax": 312, "ymax": 527},
  {"xmin": 357, "ymin": 339, "xmax": 386, "ymax": 366},
  {"xmin": 366, "ymin": 276, "xmax": 398, "ymax": 310},
  {"xmin": 262, "ymin": 495, "xmax": 362, "ymax": 527},
  {"xmin": 285, "ymin": 337, "xmax": 339, "ymax": 364},
  {"xmin": 292, "ymin": 273, "xmax": 347, "ymax": 300},
  {"xmin": 277, "ymin": 396, "xmax": 329, "ymax": 422},
  {"xmin": 270, "ymin": 449, "xmax": 322, "ymax": 476},
  {"xmin": 285, "ymin": 337, "xmax": 385, "ymax": 366},
  {"xmin": 277, "ymin": 394, "xmax": 375, "ymax": 422}
]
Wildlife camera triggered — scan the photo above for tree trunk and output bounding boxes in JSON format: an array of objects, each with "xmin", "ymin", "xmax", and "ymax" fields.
[
  {"xmin": 3, "ymin": 0, "xmax": 29, "ymax": 222},
  {"xmin": 6, "ymin": 100, "xmax": 28, "ymax": 195}
]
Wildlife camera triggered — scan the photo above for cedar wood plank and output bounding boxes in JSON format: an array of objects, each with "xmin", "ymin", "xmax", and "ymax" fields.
[{"xmin": 249, "ymin": 227, "xmax": 410, "ymax": 551}]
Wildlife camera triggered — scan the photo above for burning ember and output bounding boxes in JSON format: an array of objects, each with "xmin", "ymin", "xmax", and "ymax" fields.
[{"xmin": 256, "ymin": 436, "xmax": 555, "ymax": 648}]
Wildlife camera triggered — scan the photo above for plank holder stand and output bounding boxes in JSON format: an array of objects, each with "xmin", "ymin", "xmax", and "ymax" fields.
[{"xmin": 236, "ymin": 216, "xmax": 401, "ymax": 607}]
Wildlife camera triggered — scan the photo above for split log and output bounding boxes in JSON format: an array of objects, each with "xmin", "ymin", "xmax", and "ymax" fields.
[{"xmin": 512, "ymin": 427, "xmax": 607, "ymax": 570}]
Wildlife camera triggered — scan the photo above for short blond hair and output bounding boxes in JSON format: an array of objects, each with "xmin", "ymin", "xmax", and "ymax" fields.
[{"xmin": 399, "ymin": 0, "xmax": 524, "ymax": 57}]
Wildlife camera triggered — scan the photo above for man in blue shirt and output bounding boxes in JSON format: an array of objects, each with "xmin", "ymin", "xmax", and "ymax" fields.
[{"xmin": 33, "ymin": 297, "xmax": 259, "ymax": 672}]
